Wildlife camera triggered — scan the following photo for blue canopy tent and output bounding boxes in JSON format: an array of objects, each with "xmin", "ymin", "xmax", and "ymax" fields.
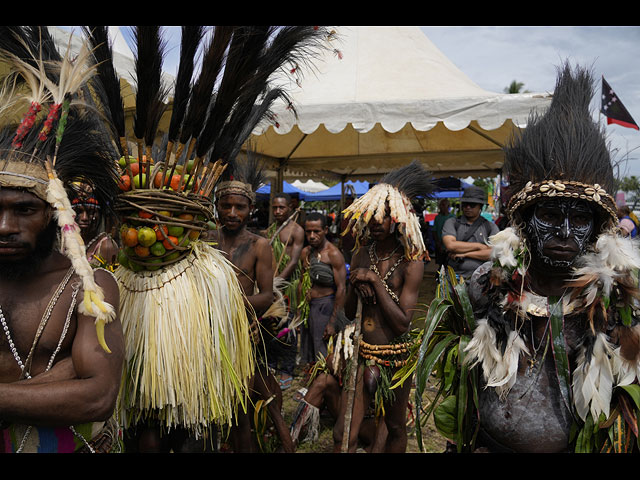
[
  {"xmin": 303, "ymin": 180, "xmax": 370, "ymax": 202},
  {"xmin": 256, "ymin": 181, "xmax": 309, "ymax": 200}
]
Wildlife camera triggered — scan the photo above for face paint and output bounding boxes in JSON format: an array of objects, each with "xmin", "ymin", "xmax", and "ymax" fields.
[{"xmin": 525, "ymin": 198, "xmax": 594, "ymax": 268}]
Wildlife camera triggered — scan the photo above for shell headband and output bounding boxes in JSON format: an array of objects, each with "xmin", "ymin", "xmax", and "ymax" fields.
[{"xmin": 507, "ymin": 179, "xmax": 618, "ymax": 227}]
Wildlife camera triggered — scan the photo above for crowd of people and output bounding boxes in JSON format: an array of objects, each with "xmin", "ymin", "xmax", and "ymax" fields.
[{"xmin": 1, "ymin": 26, "xmax": 640, "ymax": 457}]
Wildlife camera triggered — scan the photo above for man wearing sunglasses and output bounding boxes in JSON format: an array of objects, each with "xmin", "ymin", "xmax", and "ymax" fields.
[{"xmin": 441, "ymin": 186, "xmax": 498, "ymax": 280}]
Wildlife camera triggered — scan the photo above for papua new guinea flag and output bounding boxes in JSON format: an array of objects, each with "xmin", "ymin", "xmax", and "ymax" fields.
[{"xmin": 601, "ymin": 76, "xmax": 639, "ymax": 130}]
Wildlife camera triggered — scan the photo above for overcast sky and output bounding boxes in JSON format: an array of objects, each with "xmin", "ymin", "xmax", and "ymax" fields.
[
  {"xmin": 74, "ymin": 25, "xmax": 640, "ymax": 179},
  {"xmin": 420, "ymin": 26, "xmax": 640, "ymax": 178}
]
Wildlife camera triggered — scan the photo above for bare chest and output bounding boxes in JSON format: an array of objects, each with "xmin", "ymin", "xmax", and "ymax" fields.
[{"xmin": 0, "ymin": 270, "xmax": 78, "ymax": 380}]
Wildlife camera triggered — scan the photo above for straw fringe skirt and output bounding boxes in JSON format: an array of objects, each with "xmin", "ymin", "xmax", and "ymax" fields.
[{"xmin": 115, "ymin": 241, "xmax": 254, "ymax": 436}]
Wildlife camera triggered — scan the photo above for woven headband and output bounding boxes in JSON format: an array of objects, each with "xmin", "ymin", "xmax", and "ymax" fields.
[{"xmin": 215, "ymin": 180, "xmax": 256, "ymax": 204}]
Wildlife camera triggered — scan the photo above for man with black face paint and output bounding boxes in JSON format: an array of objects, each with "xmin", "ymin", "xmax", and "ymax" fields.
[
  {"xmin": 419, "ymin": 64, "xmax": 640, "ymax": 453},
  {"xmin": 526, "ymin": 198, "xmax": 595, "ymax": 267}
]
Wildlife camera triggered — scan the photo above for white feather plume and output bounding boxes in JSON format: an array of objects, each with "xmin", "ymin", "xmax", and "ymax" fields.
[
  {"xmin": 572, "ymin": 332, "xmax": 615, "ymax": 422},
  {"xmin": 464, "ymin": 319, "xmax": 529, "ymax": 398},
  {"xmin": 489, "ymin": 227, "xmax": 522, "ymax": 270}
]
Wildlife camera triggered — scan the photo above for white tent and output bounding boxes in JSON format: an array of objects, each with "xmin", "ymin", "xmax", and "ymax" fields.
[
  {"xmin": 291, "ymin": 179, "xmax": 329, "ymax": 193},
  {"xmin": 251, "ymin": 26, "xmax": 553, "ymax": 183}
]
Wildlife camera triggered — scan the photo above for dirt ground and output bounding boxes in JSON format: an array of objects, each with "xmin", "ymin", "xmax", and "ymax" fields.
[{"xmin": 276, "ymin": 261, "xmax": 448, "ymax": 454}]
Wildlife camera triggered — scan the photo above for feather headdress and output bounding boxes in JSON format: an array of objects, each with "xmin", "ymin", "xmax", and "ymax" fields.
[
  {"xmin": 79, "ymin": 25, "xmax": 332, "ymax": 434},
  {"xmin": 503, "ymin": 62, "xmax": 617, "ymax": 232},
  {"xmin": 341, "ymin": 161, "xmax": 435, "ymax": 260},
  {"xmin": 0, "ymin": 26, "xmax": 120, "ymax": 353}
]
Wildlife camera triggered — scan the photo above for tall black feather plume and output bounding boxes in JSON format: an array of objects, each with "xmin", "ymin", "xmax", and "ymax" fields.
[
  {"xmin": 83, "ymin": 26, "xmax": 127, "ymax": 156},
  {"xmin": 197, "ymin": 26, "xmax": 330, "ymax": 165},
  {"xmin": 195, "ymin": 26, "xmax": 272, "ymax": 160},
  {"xmin": 132, "ymin": 26, "xmax": 168, "ymax": 153},
  {"xmin": 504, "ymin": 62, "xmax": 614, "ymax": 200},
  {"xmin": 178, "ymin": 26, "xmax": 234, "ymax": 154},
  {"xmin": 220, "ymin": 146, "xmax": 267, "ymax": 195},
  {"xmin": 379, "ymin": 160, "xmax": 436, "ymax": 200},
  {"xmin": 167, "ymin": 26, "xmax": 204, "ymax": 148},
  {"xmin": 0, "ymin": 26, "xmax": 61, "ymax": 83}
]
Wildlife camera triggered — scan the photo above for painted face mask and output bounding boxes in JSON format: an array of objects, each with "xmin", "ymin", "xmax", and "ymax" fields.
[{"xmin": 525, "ymin": 198, "xmax": 594, "ymax": 268}]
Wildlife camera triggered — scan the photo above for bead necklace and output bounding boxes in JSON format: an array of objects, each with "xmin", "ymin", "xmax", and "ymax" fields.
[{"xmin": 368, "ymin": 242, "xmax": 404, "ymax": 304}]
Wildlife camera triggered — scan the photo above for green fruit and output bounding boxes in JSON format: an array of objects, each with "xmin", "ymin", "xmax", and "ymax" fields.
[
  {"xmin": 138, "ymin": 227, "xmax": 157, "ymax": 247},
  {"xmin": 117, "ymin": 249, "xmax": 130, "ymax": 269},
  {"xmin": 178, "ymin": 235, "xmax": 190, "ymax": 248},
  {"xmin": 128, "ymin": 260, "xmax": 144, "ymax": 272},
  {"xmin": 150, "ymin": 241, "xmax": 166, "ymax": 257},
  {"xmin": 133, "ymin": 173, "xmax": 147, "ymax": 188},
  {"xmin": 186, "ymin": 159, "xmax": 195, "ymax": 173},
  {"xmin": 165, "ymin": 252, "xmax": 180, "ymax": 262},
  {"xmin": 119, "ymin": 155, "xmax": 135, "ymax": 168},
  {"xmin": 167, "ymin": 225, "xmax": 184, "ymax": 237},
  {"xmin": 145, "ymin": 257, "xmax": 163, "ymax": 271}
]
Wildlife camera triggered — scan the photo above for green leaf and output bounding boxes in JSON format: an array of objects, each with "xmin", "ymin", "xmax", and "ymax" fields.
[
  {"xmin": 433, "ymin": 395, "xmax": 457, "ymax": 439},
  {"xmin": 620, "ymin": 384, "xmax": 640, "ymax": 410},
  {"xmin": 443, "ymin": 344, "xmax": 458, "ymax": 391},
  {"xmin": 454, "ymin": 282, "xmax": 476, "ymax": 332},
  {"xmin": 619, "ymin": 304, "xmax": 633, "ymax": 327},
  {"xmin": 416, "ymin": 333, "xmax": 458, "ymax": 395},
  {"xmin": 548, "ymin": 296, "xmax": 572, "ymax": 413}
]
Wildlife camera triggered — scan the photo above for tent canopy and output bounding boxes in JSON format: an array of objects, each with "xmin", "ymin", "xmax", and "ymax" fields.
[
  {"xmin": 256, "ymin": 180, "xmax": 309, "ymax": 200},
  {"xmin": 304, "ymin": 180, "xmax": 370, "ymax": 201},
  {"xmin": 250, "ymin": 26, "xmax": 552, "ymax": 182}
]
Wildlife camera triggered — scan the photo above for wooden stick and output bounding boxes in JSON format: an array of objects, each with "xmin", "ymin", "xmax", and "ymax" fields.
[
  {"xmin": 341, "ymin": 296, "xmax": 362, "ymax": 453},
  {"xmin": 269, "ymin": 207, "xmax": 301, "ymax": 246}
]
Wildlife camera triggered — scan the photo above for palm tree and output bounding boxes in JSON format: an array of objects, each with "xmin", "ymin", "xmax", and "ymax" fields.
[{"xmin": 504, "ymin": 80, "xmax": 529, "ymax": 94}]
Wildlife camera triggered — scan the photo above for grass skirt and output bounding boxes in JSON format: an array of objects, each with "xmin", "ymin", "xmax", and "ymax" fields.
[{"xmin": 115, "ymin": 241, "xmax": 254, "ymax": 436}]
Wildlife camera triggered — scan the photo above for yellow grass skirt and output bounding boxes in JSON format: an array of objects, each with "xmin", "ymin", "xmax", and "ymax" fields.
[{"xmin": 115, "ymin": 241, "xmax": 254, "ymax": 435}]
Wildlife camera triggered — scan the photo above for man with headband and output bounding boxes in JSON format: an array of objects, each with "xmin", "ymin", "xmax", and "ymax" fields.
[{"xmin": 0, "ymin": 26, "xmax": 124, "ymax": 452}]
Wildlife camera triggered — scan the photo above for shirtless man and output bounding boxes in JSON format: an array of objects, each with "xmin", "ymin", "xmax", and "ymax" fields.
[
  {"xmin": 332, "ymin": 162, "xmax": 431, "ymax": 453},
  {"xmin": 299, "ymin": 212, "xmax": 347, "ymax": 364},
  {"xmin": 0, "ymin": 187, "xmax": 124, "ymax": 453},
  {"xmin": 213, "ymin": 184, "xmax": 294, "ymax": 453},
  {"xmin": 268, "ymin": 192, "xmax": 305, "ymax": 388},
  {"xmin": 270, "ymin": 192, "xmax": 304, "ymax": 282},
  {"xmin": 334, "ymin": 207, "xmax": 424, "ymax": 453}
]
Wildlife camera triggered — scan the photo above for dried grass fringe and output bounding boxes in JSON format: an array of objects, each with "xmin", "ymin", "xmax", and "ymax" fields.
[{"xmin": 115, "ymin": 241, "xmax": 255, "ymax": 436}]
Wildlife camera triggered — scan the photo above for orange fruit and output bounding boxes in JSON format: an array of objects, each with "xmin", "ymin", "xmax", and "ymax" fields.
[
  {"xmin": 127, "ymin": 162, "xmax": 147, "ymax": 177},
  {"xmin": 177, "ymin": 213, "xmax": 194, "ymax": 221},
  {"xmin": 134, "ymin": 244, "xmax": 150, "ymax": 257},
  {"xmin": 139, "ymin": 210, "xmax": 153, "ymax": 219},
  {"xmin": 154, "ymin": 224, "xmax": 168, "ymax": 241},
  {"xmin": 162, "ymin": 235, "xmax": 179, "ymax": 250},
  {"xmin": 118, "ymin": 175, "xmax": 131, "ymax": 191},
  {"xmin": 153, "ymin": 172, "xmax": 168, "ymax": 188},
  {"xmin": 169, "ymin": 175, "xmax": 182, "ymax": 191},
  {"xmin": 122, "ymin": 227, "xmax": 139, "ymax": 247},
  {"xmin": 188, "ymin": 229, "xmax": 200, "ymax": 241}
]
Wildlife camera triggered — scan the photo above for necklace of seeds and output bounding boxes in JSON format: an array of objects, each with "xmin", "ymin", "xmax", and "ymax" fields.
[{"xmin": 368, "ymin": 242, "xmax": 404, "ymax": 304}]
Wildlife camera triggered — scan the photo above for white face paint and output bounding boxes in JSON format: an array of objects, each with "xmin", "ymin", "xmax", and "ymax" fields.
[{"xmin": 525, "ymin": 198, "xmax": 594, "ymax": 268}]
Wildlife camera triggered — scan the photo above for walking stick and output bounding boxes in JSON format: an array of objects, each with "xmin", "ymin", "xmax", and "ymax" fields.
[{"xmin": 341, "ymin": 295, "xmax": 362, "ymax": 453}]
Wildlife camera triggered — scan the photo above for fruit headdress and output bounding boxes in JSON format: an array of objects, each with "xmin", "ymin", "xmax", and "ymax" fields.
[
  {"xmin": 79, "ymin": 26, "xmax": 335, "ymax": 434},
  {"xmin": 0, "ymin": 26, "xmax": 121, "ymax": 352}
]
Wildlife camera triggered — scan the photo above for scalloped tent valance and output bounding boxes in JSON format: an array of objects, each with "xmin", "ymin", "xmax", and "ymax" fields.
[{"xmin": 250, "ymin": 26, "xmax": 552, "ymax": 181}]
